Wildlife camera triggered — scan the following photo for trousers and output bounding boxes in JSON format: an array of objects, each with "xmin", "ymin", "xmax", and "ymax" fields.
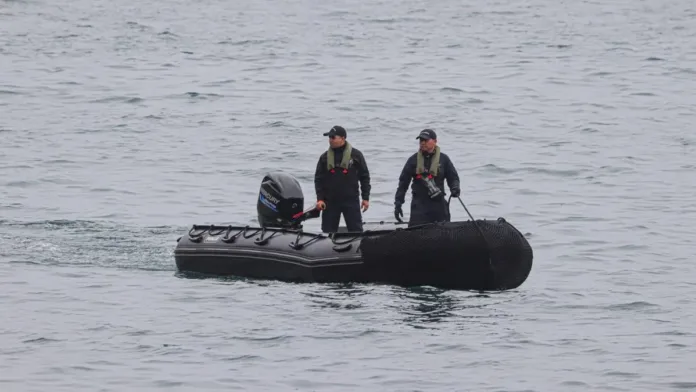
[
  {"xmin": 408, "ymin": 197, "xmax": 451, "ymax": 227},
  {"xmin": 321, "ymin": 198, "xmax": 363, "ymax": 233}
]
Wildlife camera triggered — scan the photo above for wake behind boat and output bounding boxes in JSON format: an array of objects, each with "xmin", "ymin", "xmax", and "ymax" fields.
[{"xmin": 173, "ymin": 172, "xmax": 534, "ymax": 291}]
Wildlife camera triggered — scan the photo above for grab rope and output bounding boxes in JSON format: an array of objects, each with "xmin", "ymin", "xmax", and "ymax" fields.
[
  {"xmin": 187, "ymin": 225, "xmax": 209, "ymax": 242},
  {"xmin": 186, "ymin": 219, "xmax": 465, "ymax": 252},
  {"xmin": 188, "ymin": 224, "xmax": 234, "ymax": 242},
  {"xmin": 222, "ymin": 226, "xmax": 247, "ymax": 243},
  {"xmin": 242, "ymin": 227, "xmax": 262, "ymax": 239},
  {"xmin": 289, "ymin": 230, "xmax": 324, "ymax": 250},
  {"xmin": 208, "ymin": 226, "xmax": 228, "ymax": 236},
  {"xmin": 254, "ymin": 227, "xmax": 282, "ymax": 245}
]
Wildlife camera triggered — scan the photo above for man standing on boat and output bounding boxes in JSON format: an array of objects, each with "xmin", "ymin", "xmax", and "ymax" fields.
[
  {"xmin": 314, "ymin": 125, "xmax": 371, "ymax": 233},
  {"xmin": 394, "ymin": 129, "xmax": 461, "ymax": 227}
]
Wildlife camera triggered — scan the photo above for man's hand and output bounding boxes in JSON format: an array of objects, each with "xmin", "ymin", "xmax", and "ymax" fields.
[
  {"xmin": 361, "ymin": 200, "xmax": 369, "ymax": 212},
  {"xmin": 316, "ymin": 200, "xmax": 326, "ymax": 210},
  {"xmin": 394, "ymin": 203, "xmax": 403, "ymax": 222},
  {"xmin": 451, "ymin": 187, "xmax": 461, "ymax": 198}
]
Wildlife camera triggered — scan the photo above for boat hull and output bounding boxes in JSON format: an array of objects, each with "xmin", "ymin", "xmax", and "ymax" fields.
[{"xmin": 173, "ymin": 218, "xmax": 533, "ymax": 291}]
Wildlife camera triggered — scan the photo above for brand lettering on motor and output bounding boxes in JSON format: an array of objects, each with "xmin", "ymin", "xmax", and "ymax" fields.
[{"xmin": 260, "ymin": 188, "xmax": 279, "ymax": 204}]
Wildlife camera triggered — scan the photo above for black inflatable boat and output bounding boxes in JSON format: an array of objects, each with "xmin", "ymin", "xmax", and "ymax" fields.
[{"xmin": 174, "ymin": 172, "xmax": 534, "ymax": 291}]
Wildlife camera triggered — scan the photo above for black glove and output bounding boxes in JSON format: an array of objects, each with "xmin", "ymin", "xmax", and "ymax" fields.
[
  {"xmin": 394, "ymin": 203, "xmax": 403, "ymax": 222},
  {"xmin": 451, "ymin": 187, "xmax": 460, "ymax": 198}
]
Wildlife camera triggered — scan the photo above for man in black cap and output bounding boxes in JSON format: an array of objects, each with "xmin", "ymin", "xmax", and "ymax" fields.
[
  {"xmin": 393, "ymin": 129, "xmax": 461, "ymax": 227},
  {"xmin": 314, "ymin": 125, "xmax": 371, "ymax": 233}
]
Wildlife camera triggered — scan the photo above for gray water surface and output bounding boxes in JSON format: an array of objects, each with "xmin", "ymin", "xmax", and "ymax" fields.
[{"xmin": 2, "ymin": 0, "xmax": 696, "ymax": 390}]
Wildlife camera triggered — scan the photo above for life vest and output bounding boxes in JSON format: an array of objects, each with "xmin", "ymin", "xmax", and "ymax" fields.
[
  {"xmin": 415, "ymin": 146, "xmax": 440, "ymax": 180},
  {"xmin": 327, "ymin": 142, "xmax": 353, "ymax": 175}
]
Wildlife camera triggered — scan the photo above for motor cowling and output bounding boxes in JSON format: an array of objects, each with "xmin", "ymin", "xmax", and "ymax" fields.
[{"xmin": 257, "ymin": 172, "xmax": 305, "ymax": 228}]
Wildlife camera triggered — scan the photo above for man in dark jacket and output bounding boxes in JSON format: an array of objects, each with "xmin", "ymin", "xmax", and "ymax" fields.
[
  {"xmin": 394, "ymin": 129, "xmax": 461, "ymax": 227},
  {"xmin": 314, "ymin": 126, "xmax": 371, "ymax": 233}
]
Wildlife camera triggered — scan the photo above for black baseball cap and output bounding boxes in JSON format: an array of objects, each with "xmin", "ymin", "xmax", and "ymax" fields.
[
  {"xmin": 323, "ymin": 125, "xmax": 347, "ymax": 138},
  {"xmin": 416, "ymin": 129, "xmax": 437, "ymax": 140}
]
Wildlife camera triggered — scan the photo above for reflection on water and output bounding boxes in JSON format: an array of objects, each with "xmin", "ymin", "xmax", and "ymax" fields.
[
  {"xmin": 298, "ymin": 280, "xmax": 518, "ymax": 329},
  {"xmin": 177, "ymin": 271, "xmax": 516, "ymax": 329},
  {"xmin": 301, "ymin": 282, "xmax": 374, "ymax": 310},
  {"xmin": 391, "ymin": 285, "xmax": 523, "ymax": 330},
  {"xmin": 174, "ymin": 270, "xmax": 248, "ymax": 283},
  {"xmin": 391, "ymin": 286, "xmax": 492, "ymax": 328},
  {"xmin": 393, "ymin": 286, "xmax": 462, "ymax": 326}
]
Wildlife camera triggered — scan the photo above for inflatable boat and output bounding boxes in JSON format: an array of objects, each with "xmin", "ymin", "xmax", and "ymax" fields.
[{"xmin": 174, "ymin": 172, "xmax": 534, "ymax": 291}]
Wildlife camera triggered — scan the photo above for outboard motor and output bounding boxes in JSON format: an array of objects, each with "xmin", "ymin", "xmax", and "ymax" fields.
[{"xmin": 257, "ymin": 172, "xmax": 306, "ymax": 228}]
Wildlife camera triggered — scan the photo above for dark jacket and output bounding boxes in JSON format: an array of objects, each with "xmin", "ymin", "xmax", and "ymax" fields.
[
  {"xmin": 314, "ymin": 144, "xmax": 371, "ymax": 202},
  {"xmin": 394, "ymin": 149, "xmax": 460, "ymax": 205}
]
